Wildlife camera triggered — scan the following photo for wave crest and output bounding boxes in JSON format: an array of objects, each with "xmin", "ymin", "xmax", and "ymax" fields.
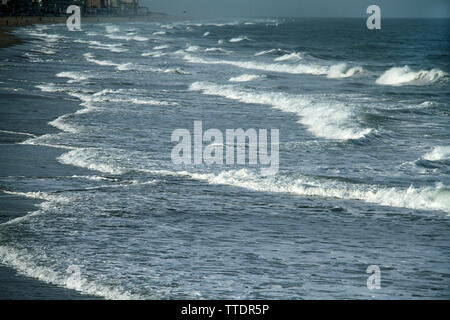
[
  {"xmin": 189, "ymin": 81, "xmax": 372, "ymax": 140},
  {"xmin": 376, "ymin": 66, "xmax": 447, "ymax": 86}
]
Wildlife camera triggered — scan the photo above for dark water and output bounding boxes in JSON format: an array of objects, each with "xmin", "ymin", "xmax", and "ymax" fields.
[{"xmin": 0, "ymin": 18, "xmax": 449, "ymax": 299}]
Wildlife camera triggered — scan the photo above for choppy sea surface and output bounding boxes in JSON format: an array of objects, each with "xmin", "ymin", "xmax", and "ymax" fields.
[{"xmin": 0, "ymin": 18, "xmax": 449, "ymax": 299}]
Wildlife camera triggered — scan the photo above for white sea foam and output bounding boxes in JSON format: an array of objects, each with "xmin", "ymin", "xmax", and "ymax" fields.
[
  {"xmin": 255, "ymin": 48, "xmax": 285, "ymax": 56},
  {"xmin": 185, "ymin": 45, "xmax": 200, "ymax": 52},
  {"xmin": 327, "ymin": 63, "xmax": 363, "ymax": 78},
  {"xmin": 274, "ymin": 52, "xmax": 303, "ymax": 62},
  {"xmin": 105, "ymin": 34, "xmax": 149, "ymax": 42},
  {"xmin": 27, "ymin": 31, "xmax": 65, "ymax": 43},
  {"xmin": 19, "ymin": 135, "xmax": 76, "ymax": 149},
  {"xmin": 76, "ymin": 39, "xmax": 128, "ymax": 53},
  {"xmin": 228, "ymin": 74, "xmax": 265, "ymax": 82},
  {"xmin": 422, "ymin": 146, "xmax": 450, "ymax": 162},
  {"xmin": 141, "ymin": 51, "xmax": 166, "ymax": 57},
  {"xmin": 83, "ymin": 52, "xmax": 117, "ymax": 67},
  {"xmin": 181, "ymin": 169, "xmax": 450, "ymax": 213},
  {"xmin": 0, "ymin": 246, "xmax": 137, "ymax": 299},
  {"xmin": 126, "ymin": 98, "xmax": 178, "ymax": 106},
  {"xmin": 49, "ymin": 115, "xmax": 80, "ymax": 134},
  {"xmin": 376, "ymin": 66, "xmax": 447, "ymax": 86},
  {"xmin": 83, "ymin": 53, "xmax": 141, "ymax": 72},
  {"xmin": 35, "ymin": 83, "xmax": 67, "ymax": 93},
  {"xmin": 116, "ymin": 62, "xmax": 135, "ymax": 71},
  {"xmin": 153, "ymin": 31, "xmax": 167, "ymax": 35},
  {"xmin": 56, "ymin": 72, "xmax": 90, "ymax": 83},
  {"xmin": 182, "ymin": 53, "xmax": 328, "ymax": 75},
  {"xmin": 105, "ymin": 25, "xmax": 120, "ymax": 33},
  {"xmin": 89, "ymin": 44, "xmax": 128, "ymax": 53},
  {"xmin": 32, "ymin": 47, "xmax": 56, "ymax": 55},
  {"xmin": 0, "ymin": 129, "xmax": 36, "ymax": 137},
  {"xmin": 203, "ymin": 31, "xmax": 210, "ymax": 36},
  {"xmin": 70, "ymin": 175, "xmax": 118, "ymax": 182},
  {"xmin": 153, "ymin": 45, "xmax": 170, "ymax": 50},
  {"xmin": 204, "ymin": 47, "xmax": 231, "ymax": 54},
  {"xmin": 0, "ymin": 190, "xmax": 70, "ymax": 225},
  {"xmin": 189, "ymin": 81, "xmax": 371, "ymax": 140},
  {"xmin": 58, "ymin": 148, "xmax": 126, "ymax": 175},
  {"xmin": 229, "ymin": 36, "xmax": 250, "ymax": 43},
  {"xmin": 91, "ymin": 89, "xmax": 178, "ymax": 106},
  {"xmin": 2, "ymin": 190, "xmax": 69, "ymax": 202}
]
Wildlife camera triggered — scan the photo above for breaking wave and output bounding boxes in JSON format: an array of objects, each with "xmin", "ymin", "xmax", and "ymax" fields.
[
  {"xmin": 422, "ymin": 146, "xmax": 450, "ymax": 162},
  {"xmin": 182, "ymin": 53, "xmax": 328, "ymax": 75},
  {"xmin": 376, "ymin": 66, "xmax": 447, "ymax": 86},
  {"xmin": 274, "ymin": 52, "xmax": 303, "ymax": 62},
  {"xmin": 327, "ymin": 63, "xmax": 363, "ymax": 78},
  {"xmin": 184, "ymin": 169, "xmax": 450, "ymax": 213},
  {"xmin": 229, "ymin": 36, "xmax": 250, "ymax": 43},
  {"xmin": 228, "ymin": 74, "xmax": 266, "ymax": 82},
  {"xmin": 189, "ymin": 81, "xmax": 372, "ymax": 140}
]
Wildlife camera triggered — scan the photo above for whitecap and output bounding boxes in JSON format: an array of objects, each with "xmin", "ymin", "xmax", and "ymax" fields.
[
  {"xmin": 189, "ymin": 81, "xmax": 372, "ymax": 140},
  {"xmin": 376, "ymin": 66, "xmax": 447, "ymax": 86},
  {"xmin": 274, "ymin": 52, "xmax": 303, "ymax": 62},
  {"xmin": 229, "ymin": 36, "xmax": 250, "ymax": 43},
  {"xmin": 327, "ymin": 63, "xmax": 363, "ymax": 78},
  {"xmin": 228, "ymin": 74, "xmax": 265, "ymax": 82},
  {"xmin": 182, "ymin": 53, "xmax": 328, "ymax": 75},
  {"xmin": 422, "ymin": 146, "xmax": 450, "ymax": 162}
]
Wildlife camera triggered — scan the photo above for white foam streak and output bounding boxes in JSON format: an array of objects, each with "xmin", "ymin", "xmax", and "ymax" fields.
[
  {"xmin": 58, "ymin": 148, "xmax": 126, "ymax": 175},
  {"xmin": 141, "ymin": 51, "xmax": 166, "ymax": 57},
  {"xmin": 184, "ymin": 169, "xmax": 450, "ymax": 213},
  {"xmin": 228, "ymin": 74, "xmax": 265, "ymax": 82},
  {"xmin": 255, "ymin": 49, "xmax": 285, "ymax": 56},
  {"xmin": 274, "ymin": 52, "xmax": 302, "ymax": 62},
  {"xmin": 0, "ymin": 129, "xmax": 36, "ymax": 137},
  {"xmin": 0, "ymin": 246, "xmax": 137, "ymax": 299},
  {"xmin": 204, "ymin": 47, "xmax": 231, "ymax": 54},
  {"xmin": 56, "ymin": 72, "xmax": 89, "ymax": 83},
  {"xmin": 229, "ymin": 36, "xmax": 250, "ymax": 43},
  {"xmin": 153, "ymin": 45, "xmax": 169, "ymax": 50}
]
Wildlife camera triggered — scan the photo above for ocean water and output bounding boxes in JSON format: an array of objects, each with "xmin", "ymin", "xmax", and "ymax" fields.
[{"xmin": 0, "ymin": 18, "xmax": 449, "ymax": 299}]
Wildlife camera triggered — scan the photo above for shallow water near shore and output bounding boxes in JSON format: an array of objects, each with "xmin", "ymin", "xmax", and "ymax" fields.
[{"xmin": 0, "ymin": 18, "xmax": 449, "ymax": 299}]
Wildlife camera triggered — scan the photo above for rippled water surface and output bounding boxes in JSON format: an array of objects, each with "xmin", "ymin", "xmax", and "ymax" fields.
[{"xmin": 0, "ymin": 18, "xmax": 449, "ymax": 299}]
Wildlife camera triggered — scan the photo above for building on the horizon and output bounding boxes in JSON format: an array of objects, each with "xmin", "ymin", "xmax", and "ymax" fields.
[{"xmin": 1, "ymin": 0, "xmax": 143, "ymax": 16}]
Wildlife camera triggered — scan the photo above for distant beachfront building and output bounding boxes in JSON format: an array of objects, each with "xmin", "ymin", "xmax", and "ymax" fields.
[
  {"xmin": 41, "ymin": 0, "xmax": 73, "ymax": 14},
  {"xmin": 3, "ymin": 0, "xmax": 42, "ymax": 15},
  {"xmin": 1, "ymin": 0, "xmax": 142, "ymax": 15}
]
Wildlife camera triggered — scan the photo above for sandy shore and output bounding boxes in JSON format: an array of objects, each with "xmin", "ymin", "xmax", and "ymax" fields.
[{"xmin": 0, "ymin": 13, "xmax": 171, "ymax": 48}]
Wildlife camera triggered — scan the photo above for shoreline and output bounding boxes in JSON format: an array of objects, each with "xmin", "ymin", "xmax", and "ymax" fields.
[
  {"xmin": 0, "ymin": 13, "xmax": 175, "ymax": 299},
  {"xmin": 0, "ymin": 39, "xmax": 108, "ymax": 298},
  {"xmin": 0, "ymin": 13, "xmax": 172, "ymax": 48}
]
